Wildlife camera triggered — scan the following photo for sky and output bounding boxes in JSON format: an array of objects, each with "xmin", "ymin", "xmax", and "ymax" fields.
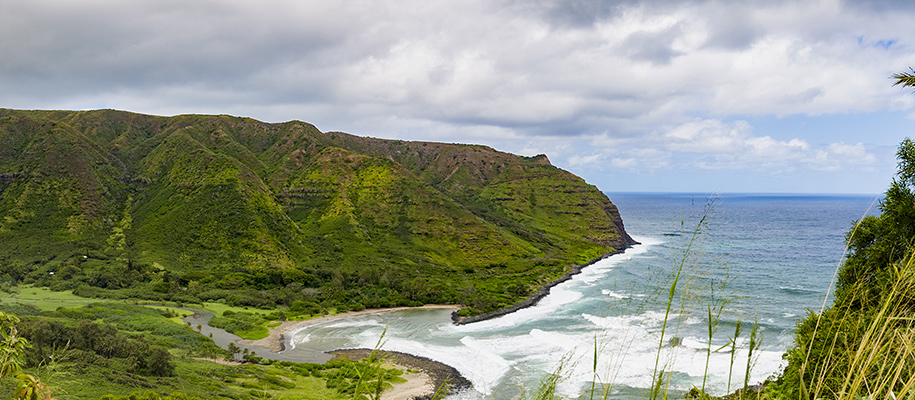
[{"xmin": 3, "ymin": 0, "xmax": 915, "ymax": 194}]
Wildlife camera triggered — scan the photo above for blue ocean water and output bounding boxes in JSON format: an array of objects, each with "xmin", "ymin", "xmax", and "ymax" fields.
[{"xmin": 282, "ymin": 193, "xmax": 880, "ymax": 399}]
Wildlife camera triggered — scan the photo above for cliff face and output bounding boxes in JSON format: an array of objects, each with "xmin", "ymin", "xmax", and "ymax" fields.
[{"xmin": 0, "ymin": 109, "xmax": 634, "ymax": 314}]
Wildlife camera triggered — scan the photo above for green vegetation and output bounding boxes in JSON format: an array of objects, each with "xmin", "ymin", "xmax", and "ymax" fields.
[
  {"xmin": 0, "ymin": 285, "xmax": 100, "ymax": 312},
  {"xmin": 0, "ymin": 108, "xmax": 633, "ymax": 398},
  {"xmin": 209, "ymin": 309, "xmax": 280, "ymax": 340},
  {"xmin": 0, "ymin": 109, "xmax": 634, "ymax": 317},
  {"xmin": 0, "ymin": 301, "xmax": 412, "ymax": 400},
  {"xmin": 764, "ymin": 138, "xmax": 915, "ymax": 400}
]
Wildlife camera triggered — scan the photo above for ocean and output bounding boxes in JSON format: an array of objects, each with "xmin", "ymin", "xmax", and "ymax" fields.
[{"xmin": 281, "ymin": 193, "xmax": 880, "ymax": 399}]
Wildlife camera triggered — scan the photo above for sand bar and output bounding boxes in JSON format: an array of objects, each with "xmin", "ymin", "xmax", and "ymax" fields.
[{"xmin": 238, "ymin": 304, "xmax": 460, "ymax": 353}]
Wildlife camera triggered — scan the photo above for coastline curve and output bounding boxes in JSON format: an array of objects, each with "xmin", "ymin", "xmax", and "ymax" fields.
[{"xmin": 450, "ymin": 244, "xmax": 637, "ymax": 325}]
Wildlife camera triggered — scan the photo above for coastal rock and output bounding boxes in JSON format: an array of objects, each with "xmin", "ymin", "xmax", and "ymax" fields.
[{"xmin": 329, "ymin": 348, "xmax": 473, "ymax": 397}]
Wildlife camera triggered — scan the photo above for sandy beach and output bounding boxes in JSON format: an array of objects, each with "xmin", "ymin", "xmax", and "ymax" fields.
[
  {"xmin": 231, "ymin": 304, "xmax": 463, "ymax": 399},
  {"xmin": 237, "ymin": 304, "xmax": 460, "ymax": 353},
  {"xmin": 381, "ymin": 369, "xmax": 433, "ymax": 400}
]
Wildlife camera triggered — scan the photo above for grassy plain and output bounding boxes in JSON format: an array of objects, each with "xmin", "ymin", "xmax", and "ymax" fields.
[{"xmin": 0, "ymin": 284, "xmax": 101, "ymax": 311}]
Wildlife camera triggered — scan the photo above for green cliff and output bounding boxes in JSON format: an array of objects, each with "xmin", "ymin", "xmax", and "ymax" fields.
[{"xmin": 0, "ymin": 109, "xmax": 635, "ymax": 315}]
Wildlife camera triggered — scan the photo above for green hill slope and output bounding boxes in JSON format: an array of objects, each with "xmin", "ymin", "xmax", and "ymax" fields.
[{"xmin": 0, "ymin": 108, "xmax": 634, "ymax": 315}]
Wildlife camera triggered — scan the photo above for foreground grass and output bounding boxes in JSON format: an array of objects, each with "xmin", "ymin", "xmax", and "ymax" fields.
[
  {"xmin": 766, "ymin": 254, "xmax": 915, "ymax": 400},
  {"xmin": 0, "ymin": 357, "xmax": 356, "ymax": 400}
]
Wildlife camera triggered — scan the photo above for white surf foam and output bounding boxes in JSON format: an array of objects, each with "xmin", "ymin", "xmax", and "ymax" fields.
[
  {"xmin": 601, "ymin": 289, "xmax": 630, "ymax": 299},
  {"xmin": 323, "ymin": 318, "xmax": 385, "ymax": 329},
  {"xmin": 452, "ymin": 240, "xmax": 658, "ymax": 333}
]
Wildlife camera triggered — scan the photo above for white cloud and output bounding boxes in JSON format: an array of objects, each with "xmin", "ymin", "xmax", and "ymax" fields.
[
  {"xmin": 745, "ymin": 136, "xmax": 810, "ymax": 159},
  {"xmin": 6, "ymin": 0, "xmax": 909, "ymax": 125},
  {"xmin": 569, "ymin": 118, "xmax": 878, "ymax": 176},
  {"xmin": 828, "ymin": 142, "xmax": 874, "ymax": 161},
  {"xmin": 808, "ymin": 142, "xmax": 879, "ymax": 171},
  {"xmin": 568, "ymin": 153, "xmax": 603, "ymax": 166},
  {"xmin": 662, "ymin": 119, "xmax": 752, "ymax": 153},
  {"xmin": 599, "ymin": 148, "xmax": 671, "ymax": 172},
  {"xmin": 610, "ymin": 157, "xmax": 638, "ymax": 168}
]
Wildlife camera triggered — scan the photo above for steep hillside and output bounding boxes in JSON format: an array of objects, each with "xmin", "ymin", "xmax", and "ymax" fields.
[{"xmin": 0, "ymin": 109, "xmax": 634, "ymax": 315}]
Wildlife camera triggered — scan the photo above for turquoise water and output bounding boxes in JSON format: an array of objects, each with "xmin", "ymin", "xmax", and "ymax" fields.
[{"xmin": 282, "ymin": 193, "xmax": 880, "ymax": 398}]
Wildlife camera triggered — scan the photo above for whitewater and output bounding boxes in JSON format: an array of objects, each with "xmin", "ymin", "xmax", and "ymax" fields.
[{"xmin": 281, "ymin": 193, "xmax": 879, "ymax": 399}]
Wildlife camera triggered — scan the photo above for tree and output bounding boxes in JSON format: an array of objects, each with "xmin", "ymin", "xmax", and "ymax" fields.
[
  {"xmin": 14, "ymin": 373, "xmax": 51, "ymax": 400},
  {"xmin": 825, "ymin": 73, "xmax": 915, "ymax": 310},
  {"xmin": 833, "ymin": 138, "xmax": 915, "ymax": 309},
  {"xmin": 226, "ymin": 343, "xmax": 241, "ymax": 362},
  {"xmin": 1, "ymin": 311, "xmax": 51, "ymax": 400},
  {"xmin": 0, "ymin": 311, "xmax": 28, "ymax": 380},
  {"xmin": 770, "ymin": 70, "xmax": 915, "ymax": 400},
  {"xmin": 146, "ymin": 347, "xmax": 174, "ymax": 377}
]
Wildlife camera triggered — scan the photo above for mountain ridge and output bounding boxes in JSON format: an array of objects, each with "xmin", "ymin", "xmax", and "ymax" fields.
[{"xmin": 0, "ymin": 108, "xmax": 635, "ymax": 316}]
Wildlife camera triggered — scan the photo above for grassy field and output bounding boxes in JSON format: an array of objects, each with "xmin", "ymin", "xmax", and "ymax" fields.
[
  {"xmin": 5, "ymin": 357, "xmax": 378, "ymax": 400},
  {"xmin": 0, "ymin": 285, "xmax": 410, "ymax": 400},
  {"xmin": 0, "ymin": 284, "xmax": 103, "ymax": 311}
]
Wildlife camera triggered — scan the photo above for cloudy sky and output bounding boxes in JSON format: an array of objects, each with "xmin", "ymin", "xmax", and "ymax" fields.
[{"xmin": 3, "ymin": 0, "xmax": 915, "ymax": 194}]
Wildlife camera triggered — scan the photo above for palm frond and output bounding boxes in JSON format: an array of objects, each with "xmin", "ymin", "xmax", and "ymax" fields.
[{"xmin": 892, "ymin": 68, "xmax": 915, "ymax": 89}]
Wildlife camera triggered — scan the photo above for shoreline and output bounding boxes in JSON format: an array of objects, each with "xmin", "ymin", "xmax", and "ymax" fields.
[
  {"xmin": 240, "ymin": 244, "xmax": 638, "ymax": 353},
  {"xmin": 238, "ymin": 304, "xmax": 460, "ymax": 353},
  {"xmin": 451, "ymin": 244, "xmax": 635, "ymax": 325}
]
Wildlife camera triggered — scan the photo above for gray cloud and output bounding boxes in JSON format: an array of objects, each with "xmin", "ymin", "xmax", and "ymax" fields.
[
  {"xmin": 509, "ymin": 0, "xmax": 622, "ymax": 28},
  {"xmin": 0, "ymin": 1, "xmax": 354, "ymax": 104},
  {"xmin": 0, "ymin": 0, "xmax": 910, "ymax": 192},
  {"xmin": 619, "ymin": 24, "xmax": 685, "ymax": 64}
]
